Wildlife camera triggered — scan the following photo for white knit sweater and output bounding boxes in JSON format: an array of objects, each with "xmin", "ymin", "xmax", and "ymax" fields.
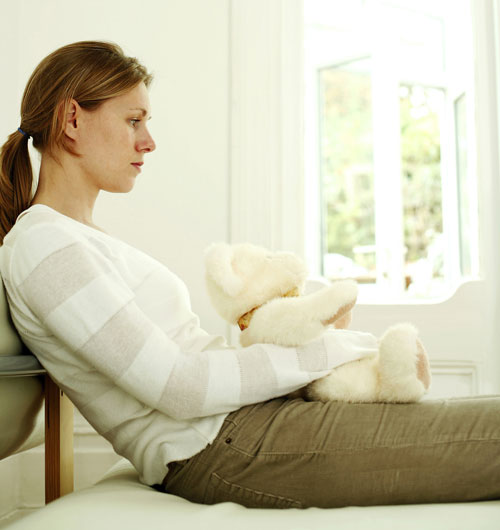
[{"xmin": 0, "ymin": 205, "xmax": 378, "ymax": 485}]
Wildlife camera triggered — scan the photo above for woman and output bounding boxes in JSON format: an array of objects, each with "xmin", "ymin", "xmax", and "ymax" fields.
[{"xmin": 0, "ymin": 41, "xmax": 498, "ymax": 509}]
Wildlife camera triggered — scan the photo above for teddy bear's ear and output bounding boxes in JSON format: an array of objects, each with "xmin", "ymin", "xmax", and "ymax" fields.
[{"xmin": 205, "ymin": 243, "xmax": 244, "ymax": 297}]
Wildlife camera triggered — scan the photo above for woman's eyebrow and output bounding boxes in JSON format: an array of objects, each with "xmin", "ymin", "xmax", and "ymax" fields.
[{"xmin": 129, "ymin": 108, "xmax": 152, "ymax": 119}]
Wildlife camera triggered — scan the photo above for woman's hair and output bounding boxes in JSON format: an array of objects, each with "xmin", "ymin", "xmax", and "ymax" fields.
[{"xmin": 0, "ymin": 40, "xmax": 153, "ymax": 244}]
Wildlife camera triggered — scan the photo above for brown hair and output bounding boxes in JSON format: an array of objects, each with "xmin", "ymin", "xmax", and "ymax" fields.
[{"xmin": 0, "ymin": 40, "xmax": 153, "ymax": 244}]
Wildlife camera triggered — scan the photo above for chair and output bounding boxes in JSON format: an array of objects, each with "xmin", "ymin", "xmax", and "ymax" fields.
[{"xmin": 0, "ymin": 276, "xmax": 74, "ymax": 504}]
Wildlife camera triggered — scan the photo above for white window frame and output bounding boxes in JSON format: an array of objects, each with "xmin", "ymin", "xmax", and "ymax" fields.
[{"xmin": 305, "ymin": 1, "xmax": 473, "ymax": 301}]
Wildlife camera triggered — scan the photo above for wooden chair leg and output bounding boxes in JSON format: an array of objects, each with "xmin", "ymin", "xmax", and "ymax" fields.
[{"xmin": 45, "ymin": 374, "xmax": 74, "ymax": 503}]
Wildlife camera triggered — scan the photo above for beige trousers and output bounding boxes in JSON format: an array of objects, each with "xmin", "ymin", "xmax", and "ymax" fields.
[{"xmin": 158, "ymin": 395, "xmax": 500, "ymax": 509}]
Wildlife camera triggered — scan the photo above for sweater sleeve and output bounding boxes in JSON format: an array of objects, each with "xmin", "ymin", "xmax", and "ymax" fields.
[{"xmin": 9, "ymin": 222, "xmax": 378, "ymax": 420}]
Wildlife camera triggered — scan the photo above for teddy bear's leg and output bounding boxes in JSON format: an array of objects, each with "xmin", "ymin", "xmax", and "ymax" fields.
[
  {"xmin": 376, "ymin": 324, "xmax": 431, "ymax": 403},
  {"xmin": 305, "ymin": 325, "xmax": 431, "ymax": 404},
  {"xmin": 304, "ymin": 355, "xmax": 380, "ymax": 403}
]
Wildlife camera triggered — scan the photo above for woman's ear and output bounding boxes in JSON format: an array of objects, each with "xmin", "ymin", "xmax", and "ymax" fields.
[{"xmin": 61, "ymin": 98, "xmax": 81, "ymax": 141}]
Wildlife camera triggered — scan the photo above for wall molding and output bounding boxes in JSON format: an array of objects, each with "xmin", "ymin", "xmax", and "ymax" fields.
[
  {"xmin": 229, "ymin": 0, "xmax": 304, "ymax": 255},
  {"xmin": 427, "ymin": 360, "xmax": 480, "ymax": 398},
  {"xmin": 472, "ymin": 0, "xmax": 500, "ymax": 394},
  {"xmin": 0, "ymin": 443, "xmax": 120, "ymax": 518},
  {"xmin": 0, "ymin": 410, "xmax": 119, "ymax": 519}
]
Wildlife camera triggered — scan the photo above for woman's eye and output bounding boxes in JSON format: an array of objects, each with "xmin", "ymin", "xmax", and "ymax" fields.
[{"xmin": 129, "ymin": 119, "xmax": 140, "ymax": 127}]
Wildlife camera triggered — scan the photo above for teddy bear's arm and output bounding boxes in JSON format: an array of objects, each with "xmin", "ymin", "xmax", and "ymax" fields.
[{"xmin": 240, "ymin": 280, "xmax": 358, "ymax": 347}]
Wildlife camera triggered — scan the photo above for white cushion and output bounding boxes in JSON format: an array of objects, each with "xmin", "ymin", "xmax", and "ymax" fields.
[
  {"xmin": 0, "ymin": 378, "xmax": 44, "ymax": 459},
  {"xmin": 0, "ymin": 277, "xmax": 44, "ymax": 459},
  {"xmin": 8, "ymin": 459, "xmax": 500, "ymax": 529},
  {"xmin": 0, "ymin": 279, "xmax": 23, "ymax": 357}
]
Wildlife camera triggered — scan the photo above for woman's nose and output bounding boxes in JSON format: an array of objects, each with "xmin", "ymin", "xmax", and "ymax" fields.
[{"xmin": 138, "ymin": 130, "xmax": 156, "ymax": 153}]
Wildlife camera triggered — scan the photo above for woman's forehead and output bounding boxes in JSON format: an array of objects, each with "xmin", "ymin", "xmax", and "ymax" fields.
[{"xmin": 106, "ymin": 84, "xmax": 151, "ymax": 116}]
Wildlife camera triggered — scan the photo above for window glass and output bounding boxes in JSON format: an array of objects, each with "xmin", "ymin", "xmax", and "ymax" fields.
[
  {"xmin": 400, "ymin": 85, "xmax": 445, "ymax": 292},
  {"xmin": 318, "ymin": 58, "xmax": 376, "ymax": 282}
]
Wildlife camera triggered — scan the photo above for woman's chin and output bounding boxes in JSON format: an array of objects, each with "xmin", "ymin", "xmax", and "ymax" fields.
[{"xmin": 107, "ymin": 178, "xmax": 137, "ymax": 194}]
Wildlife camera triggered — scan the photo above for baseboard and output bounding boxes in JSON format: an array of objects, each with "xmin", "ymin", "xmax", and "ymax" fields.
[
  {"xmin": 0, "ymin": 426, "xmax": 122, "ymax": 519},
  {"xmin": 0, "ymin": 508, "xmax": 39, "ymax": 529}
]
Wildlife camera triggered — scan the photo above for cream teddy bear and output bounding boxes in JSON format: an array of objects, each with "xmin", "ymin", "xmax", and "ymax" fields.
[{"xmin": 205, "ymin": 242, "xmax": 431, "ymax": 403}]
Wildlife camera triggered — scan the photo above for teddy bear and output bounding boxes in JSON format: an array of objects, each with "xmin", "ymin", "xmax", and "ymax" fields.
[{"xmin": 205, "ymin": 242, "xmax": 431, "ymax": 403}]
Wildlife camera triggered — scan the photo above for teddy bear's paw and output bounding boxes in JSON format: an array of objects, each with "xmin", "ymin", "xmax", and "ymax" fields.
[
  {"xmin": 377, "ymin": 323, "xmax": 431, "ymax": 402},
  {"xmin": 322, "ymin": 302, "xmax": 355, "ymax": 328},
  {"xmin": 416, "ymin": 338, "xmax": 431, "ymax": 391},
  {"xmin": 332, "ymin": 310, "xmax": 352, "ymax": 329},
  {"xmin": 313, "ymin": 279, "xmax": 358, "ymax": 327}
]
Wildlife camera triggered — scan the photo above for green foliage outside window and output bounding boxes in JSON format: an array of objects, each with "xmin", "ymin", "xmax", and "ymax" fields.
[
  {"xmin": 320, "ymin": 66, "xmax": 375, "ymax": 274},
  {"xmin": 400, "ymin": 85, "xmax": 443, "ymax": 266},
  {"xmin": 319, "ymin": 67, "xmax": 443, "ymax": 280}
]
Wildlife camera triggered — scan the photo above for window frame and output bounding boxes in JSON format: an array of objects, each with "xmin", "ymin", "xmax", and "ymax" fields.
[{"xmin": 305, "ymin": 1, "xmax": 475, "ymax": 301}]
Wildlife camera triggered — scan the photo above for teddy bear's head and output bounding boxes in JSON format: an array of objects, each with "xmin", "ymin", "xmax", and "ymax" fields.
[{"xmin": 205, "ymin": 242, "xmax": 308, "ymax": 326}]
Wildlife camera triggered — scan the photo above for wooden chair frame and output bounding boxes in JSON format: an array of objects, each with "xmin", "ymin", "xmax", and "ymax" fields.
[
  {"xmin": 44, "ymin": 373, "xmax": 74, "ymax": 503},
  {"xmin": 0, "ymin": 357, "xmax": 74, "ymax": 504}
]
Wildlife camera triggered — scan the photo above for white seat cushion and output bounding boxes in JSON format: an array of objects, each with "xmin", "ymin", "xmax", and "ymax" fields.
[{"xmin": 8, "ymin": 459, "xmax": 500, "ymax": 529}]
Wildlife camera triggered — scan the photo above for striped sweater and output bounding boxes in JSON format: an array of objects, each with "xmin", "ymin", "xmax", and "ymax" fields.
[{"xmin": 0, "ymin": 204, "xmax": 378, "ymax": 485}]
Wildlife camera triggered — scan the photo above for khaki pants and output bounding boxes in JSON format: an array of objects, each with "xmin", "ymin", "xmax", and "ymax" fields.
[{"xmin": 159, "ymin": 395, "xmax": 500, "ymax": 509}]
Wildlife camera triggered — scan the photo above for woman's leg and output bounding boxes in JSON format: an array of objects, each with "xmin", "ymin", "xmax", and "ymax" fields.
[{"xmin": 161, "ymin": 395, "xmax": 500, "ymax": 508}]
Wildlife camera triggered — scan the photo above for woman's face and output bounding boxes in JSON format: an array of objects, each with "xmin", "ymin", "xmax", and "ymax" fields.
[{"xmin": 75, "ymin": 82, "xmax": 156, "ymax": 194}]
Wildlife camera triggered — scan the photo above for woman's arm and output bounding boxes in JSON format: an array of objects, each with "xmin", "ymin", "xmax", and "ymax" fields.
[{"xmin": 8, "ymin": 222, "xmax": 377, "ymax": 420}]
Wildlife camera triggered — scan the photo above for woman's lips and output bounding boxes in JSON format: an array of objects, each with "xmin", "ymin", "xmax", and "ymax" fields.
[{"xmin": 131, "ymin": 162, "xmax": 143, "ymax": 172}]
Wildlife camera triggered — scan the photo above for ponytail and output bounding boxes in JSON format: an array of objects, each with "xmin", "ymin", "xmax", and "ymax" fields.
[{"xmin": 0, "ymin": 129, "xmax": 34, "ymax": 245}]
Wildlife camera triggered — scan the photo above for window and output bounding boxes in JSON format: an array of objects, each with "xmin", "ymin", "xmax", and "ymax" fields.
[{"xmin": 304, "ymin": 0, "xmax": 478, "ymax": 300}]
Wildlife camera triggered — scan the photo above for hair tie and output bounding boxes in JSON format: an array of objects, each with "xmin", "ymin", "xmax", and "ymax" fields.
[{"xmin": 18, "ymin": 127, "xmax": 31, "ymax": 139}]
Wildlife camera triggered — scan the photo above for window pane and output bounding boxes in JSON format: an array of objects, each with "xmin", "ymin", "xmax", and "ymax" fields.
[
  {"xmin": 318, "ymin": 58, "xmax": 376, "ymax": 281},
  {"xmin": 400, "ymin": 85, "xmax": 444, "ymax": 290}
]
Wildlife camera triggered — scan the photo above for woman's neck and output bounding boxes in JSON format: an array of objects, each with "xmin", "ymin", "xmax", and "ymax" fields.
[{"xmin": 32, "ymin": 153, "xmax": 100, "ymax": 229}]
